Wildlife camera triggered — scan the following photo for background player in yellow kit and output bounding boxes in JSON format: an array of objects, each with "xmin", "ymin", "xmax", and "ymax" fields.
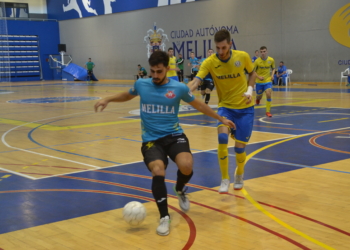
[
  {"xmin": 253, "ymin": 46, "xmax": 275, "ymax": 117},
  {"xmin": 188, "ymin": 29, "xmax": 256, "ymax": 193},
  {"xmin": 166, "ymin": 47, "xmax": 179, "ymax": 81}
]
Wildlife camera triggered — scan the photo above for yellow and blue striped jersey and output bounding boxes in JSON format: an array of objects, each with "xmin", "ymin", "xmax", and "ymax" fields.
[
  {"xmin": 166, "ymin": 56, "xmax": 177, "ymax": 77},
  {"xmin": 253, "ymin": 56, "xmax": 275, "ymax": 84},
  {"xmin": 196, "ymin": 50, "xmax": 254, "ymax": 109}
]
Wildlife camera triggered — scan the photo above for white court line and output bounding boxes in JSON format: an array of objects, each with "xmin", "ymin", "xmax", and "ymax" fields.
[
  {"xmin": 180, "ymin": 123, "xmax": 198, "ymax": 126},
  {"xmin": 58, "ymin": 126, "xmax": 350, "ymax": 181},
  {"xmin": 0, "ymin": 167, "xmax": 37, "ymax": 180},
  {"xmin": 182, "ymin": 123, "xmax": 295, "ymax": 136},
  {"xmin": 5, "ymin": 126, "xmax": 350, "ymax": 180},
  {"xmin": 3, "ymin": 105, "xmax": 349, "ymax": 180},
  {"xmin": 1, "ymin": 112, "xmax": 101, "ymax": 180},
  {"xmin": 258, "ymin": 112, "xmax": 350, "ymax": 126},
  {"xmin": 30, "ymin": 160, "xmax": 146, "ymax": 180},
  {"xmin": 1, "ymin": 106, "xmax": 130, "ymax": 180},
  {"xmin": 258, "ymin": 117, "xmax": 292, "ymax": 125}
]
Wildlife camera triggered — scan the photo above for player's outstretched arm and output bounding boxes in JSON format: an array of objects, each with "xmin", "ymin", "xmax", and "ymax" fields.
[
  {"xmin": 94, "ymin": 92, "xmax": 136, "ymax": 112},
  {"xmin": 188, "ymin": 99, "xmax": 235, "ymax": 129},
  {"xmin": 188, "ymin": 78, "xmax": 201, "ymax": 92}
]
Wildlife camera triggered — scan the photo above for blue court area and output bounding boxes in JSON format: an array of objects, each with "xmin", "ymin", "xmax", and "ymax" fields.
[
  {"xmin": 0, "ymin": 147, "xmax": 305, "ymax": 234},
  {"xmin": 0, "ymin": 106, "xmax": 349, "ymax": 234},
  {"xmin": 174, "ymin": 106, "xmax": 350, "ymax": 135}
]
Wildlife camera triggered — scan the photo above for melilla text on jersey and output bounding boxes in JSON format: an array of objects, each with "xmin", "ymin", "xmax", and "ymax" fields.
[
  {"xmin": 216, "ymin": 73, "xmax": 241, "ymax": 80},
  {"xmin": 142, "ymin": 104, "xmax": 175, "ymax": 114}
]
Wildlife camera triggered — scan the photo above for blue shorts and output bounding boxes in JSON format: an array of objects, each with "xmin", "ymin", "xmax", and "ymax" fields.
[
  {"xmin": 217, "ymin": 106, "xmax": 254, "ymax": 144},
  {"xmin": 168, "ymin": 76, "xmax": 179, "ymax": 81},
  {"xmin": 256, "ymin": 82, "xmax": 272, "ymax": 96}
]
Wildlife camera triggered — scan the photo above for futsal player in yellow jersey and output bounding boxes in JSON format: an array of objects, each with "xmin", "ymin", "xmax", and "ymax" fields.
[
  {"xmin": 188, "ymin": 29, "xmax": 256, "ymax": 193},
  {"xmin": 253, "ymin": 46, "xmax": 275, "ymax": 117},
  {"xmin": 166, "ymin": 47, "xmax": 179, "ymax": 81}
]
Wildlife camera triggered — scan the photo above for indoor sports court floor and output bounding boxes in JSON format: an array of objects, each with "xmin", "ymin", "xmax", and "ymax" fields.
[{"xmin": 0, "ymin": 80, "xmax": 349, "ymax": 250}]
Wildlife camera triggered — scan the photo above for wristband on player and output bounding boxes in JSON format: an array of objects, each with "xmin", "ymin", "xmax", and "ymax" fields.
[{"xmin": 245, "ymin": 86, "xmax": 253, "ymax": 96}]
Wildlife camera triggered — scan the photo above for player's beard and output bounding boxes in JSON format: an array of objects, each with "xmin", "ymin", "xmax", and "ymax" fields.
[
  {"xmin": 219, "ymin": 50, "xmax": 230, "ymax": 60},
  {"xmin": 152, "ymin": 75, "xmax": 167, "ymax": 85}
]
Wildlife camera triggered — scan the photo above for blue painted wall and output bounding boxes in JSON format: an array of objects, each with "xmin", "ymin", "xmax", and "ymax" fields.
[
  {"xmin": 47, "ymin": 0, "xmax": 198, "ymax": 21},
  {"xmin": 7, "ymin": 20, "xmax": 60, "ymax": 81}
]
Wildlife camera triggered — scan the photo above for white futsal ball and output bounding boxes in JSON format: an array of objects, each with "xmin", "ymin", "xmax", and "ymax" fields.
[{"xmin": 123, "ymin": 201, "xmax": 147, "ymax": 226}]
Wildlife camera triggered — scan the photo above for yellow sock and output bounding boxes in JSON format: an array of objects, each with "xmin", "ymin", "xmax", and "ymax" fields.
[
  {"xmin": 218, "ymin": 144, "xmax": 229, "ymax": 179},
  {"xmin": 235, "ymin": 152, "xmax": 246, "ymax": 175},
  {"xmin": 266, "ymin": 100, "xmax": 271, "ymax": 112}
]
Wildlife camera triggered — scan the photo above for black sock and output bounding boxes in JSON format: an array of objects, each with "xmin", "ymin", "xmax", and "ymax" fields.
[
  {"xmin": 175, "ymin": 170, "xmax": 193, "ymax": 192},
  {"xmin": 205, "ymin": 94, "xmax": 210, "ymax": 104},
  {"xmin": 152, "ymin": 176, "xmax": 169, "ymax": 218}
]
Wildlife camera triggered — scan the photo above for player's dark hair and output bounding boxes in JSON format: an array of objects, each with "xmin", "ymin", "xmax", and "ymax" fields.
[
  {"xmin": 255, "ymin": 50, "xmax": 259, "ymax": 53},
  {"xmin": 280, "ymin": 61, "xmax": 284, "ymax": 64},
  {"xmin": 260, "ymin": 46, "xmax": 267, "ymax": 50},
  {"xmin": 149, "ymin": 51, "xmax": 169, "ymax": 67},
  {"xmin": 168, "ymin": 47, "xmax": 173, "ymax": 51},
  {"xmin": 214, "ymin": 29, "xmax": 231, "ymax": 43}
]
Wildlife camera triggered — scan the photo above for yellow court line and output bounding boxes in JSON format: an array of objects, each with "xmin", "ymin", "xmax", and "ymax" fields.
[
  {"xmin": 0, "ymin": 118, "xmax": 46, "ymax": 128},
  {"xmin": 43, "ymin": 119, "xmax": 141, "ymax": 131},
  {"xmin": 0, "ymin": 98, "xmax": 333, "ymax": 131},
  {"xmin": 1, "ymin": 175, "xmax": 11, "ymax": 178},
  {"xmin": 242, "ymin": 189, "xmax": 335, "ymax": 250},
  {"xmin": 242, "ymin": 131, "xmax": 341, "ymax": 250},
  {"xmin": 318, "ymin": 118, "xmax": 349, "ymax": 123}
]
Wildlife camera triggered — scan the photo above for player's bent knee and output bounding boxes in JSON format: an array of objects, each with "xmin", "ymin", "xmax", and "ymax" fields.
[
  {"xmin": 149, "ymin": 161, "xmax": 166, "ymax": 176},
  {"xmin": 175, "ymin": 153, "xmax": 193, "ymax": 171},
  {"xmin": 218, "ymin": 133, "xmax": 228, "ymax": 144},
  {"xmin": 177, "ymin": 159, "xmax": 193, "ymax": 175},
  {"xmin": 151, "ymin": 167, "xmax": 165, "ymax": 176},
  {"xmin": 179, "ymin": 164, "xmax": 193, "ymax": 175}
]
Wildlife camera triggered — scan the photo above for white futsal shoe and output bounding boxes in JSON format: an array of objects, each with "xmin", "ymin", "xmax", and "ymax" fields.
[
  {"xmin": 218, "ymin": 179, "xmax": 230, "ymax": 194},
  {"xmin": 157, "ymin": 216, "xmax": 170, "ymax": 236},
  {"xmin": 173, "ymin": 186, "xmax": 190, "ymax": 212},
  {"xmin": 234, "ymin": 173, "xmax": 244, "ymax": 190}
]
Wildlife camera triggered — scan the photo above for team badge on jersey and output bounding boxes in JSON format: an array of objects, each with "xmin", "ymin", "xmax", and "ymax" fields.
[
  {"xmin": 235, "ymin": 61, "xmax": 241, "ymax": 67},
  {"xmin": 165, "ymin": 90, "xmax": 176, "ymax": 99},
  {"xmin": 188, "ymin": 91, "xmax": 193, "ymax": 97}
]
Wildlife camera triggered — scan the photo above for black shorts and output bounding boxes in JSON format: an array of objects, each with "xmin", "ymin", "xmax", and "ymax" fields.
[
  {"xmin": 200, "ymin": 79, "xmax": 214, "ymax": 91},
  {"xmin": 87, "ymin": 70, "xmax": 93, "ymax": 75},
  {"xmin": 141, "ymin": 133, "xmax": 192, "ymax": 170}
]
